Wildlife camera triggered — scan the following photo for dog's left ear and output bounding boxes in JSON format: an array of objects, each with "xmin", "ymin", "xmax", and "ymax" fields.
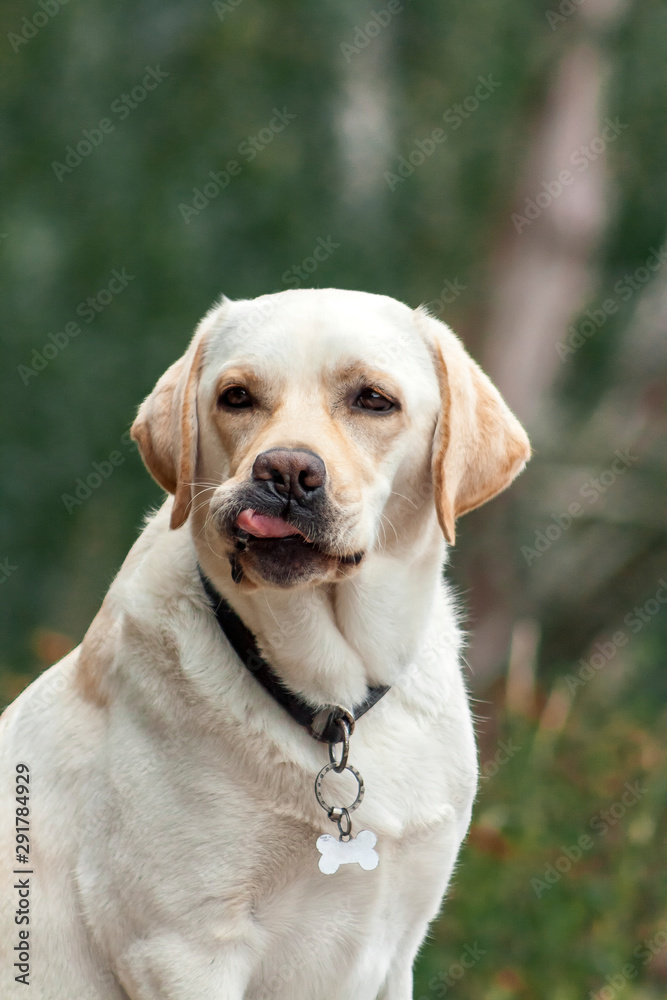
[
  {"xmin": 416, "ymin": 308, "xmax": 531, "ymax": 544},
  {"xmin": 131, "ymin": 334, "xmax": 208, "ymax": 530}
]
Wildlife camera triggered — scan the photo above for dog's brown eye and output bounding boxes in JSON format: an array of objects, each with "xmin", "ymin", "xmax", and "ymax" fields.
[
  {"xmin": 218, "ymin": 386, "xmax": 253, "ymax": 409},
  {"xmin": 354, "ymin": 388, "xmax": 396, "ymax": 412}
]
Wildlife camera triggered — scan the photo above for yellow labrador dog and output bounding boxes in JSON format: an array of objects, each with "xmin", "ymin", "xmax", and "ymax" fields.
[{"xmin": 0, "ymin": 289, "xmax": 529, "ymax": 999}]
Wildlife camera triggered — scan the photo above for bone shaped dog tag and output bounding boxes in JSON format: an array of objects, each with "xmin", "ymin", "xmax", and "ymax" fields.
[{"xmin": 316, "ymin": 829, "xmax": 379, "ymax": 874}]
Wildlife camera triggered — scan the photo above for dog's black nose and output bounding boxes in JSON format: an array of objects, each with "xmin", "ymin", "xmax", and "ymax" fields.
[{"xmin": 252, "ymin": 449, "xmax": 326, "ymax": 502}]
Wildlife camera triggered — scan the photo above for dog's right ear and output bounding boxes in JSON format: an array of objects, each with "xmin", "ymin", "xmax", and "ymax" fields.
[
  {"xmin": 131, "ymin": 335, "xmax": 208, "ymax": 530},
  {"xmin": 131, "ymin": 356, "xmax": 184, "ymax": 497}
]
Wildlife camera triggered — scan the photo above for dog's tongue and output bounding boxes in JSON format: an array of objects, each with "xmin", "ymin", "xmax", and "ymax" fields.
[{"xmin": 236, "ymin": 509, "xmax": 303, "ymax": 538}]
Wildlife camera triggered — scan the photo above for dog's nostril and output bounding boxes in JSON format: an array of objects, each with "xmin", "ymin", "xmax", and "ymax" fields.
[
  {"xmin": 252, "ymin": 449, "xmax": 326, "ymax": 501},
  {"xmin": 299, "ymin": 467, "xmax": 325, "ymax": 492}
]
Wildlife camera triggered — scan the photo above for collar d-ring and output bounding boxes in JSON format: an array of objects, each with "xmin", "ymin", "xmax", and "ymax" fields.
[{"xmin": 328, "ymin": 716, "xmax": 351, "ymax": 773}]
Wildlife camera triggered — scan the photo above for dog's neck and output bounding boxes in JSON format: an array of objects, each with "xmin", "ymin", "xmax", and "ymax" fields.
[{"xmin": 195, "ymin": 517, "xmax": 445, "ymax": 709}]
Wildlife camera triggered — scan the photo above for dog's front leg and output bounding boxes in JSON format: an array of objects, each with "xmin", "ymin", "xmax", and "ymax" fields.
[
  {"xmin": 377, "ymin": 963, "xmax": 414, "ymax": 1000},
  {"xmin": 116, "ymin": 935, "xmax": 254, "ymax": 999}
]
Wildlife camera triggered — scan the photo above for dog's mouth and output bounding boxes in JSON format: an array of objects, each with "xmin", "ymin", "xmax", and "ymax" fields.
[
  {"xmin": 228, "ymin": 507, "xmax": 363, "ymax": 586},
  {"xmin": 234, "ymin": 508, "xmax": 310, "ymax": 541}
]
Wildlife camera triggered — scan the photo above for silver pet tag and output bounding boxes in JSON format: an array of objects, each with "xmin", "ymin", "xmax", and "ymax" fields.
[
  {"xmin": 314, "ymin": 759, "xmax": 379, "ymax": 874},
  {"xmin": 316, "ymin": 830, "xmax": 379, "ymax": 874}
]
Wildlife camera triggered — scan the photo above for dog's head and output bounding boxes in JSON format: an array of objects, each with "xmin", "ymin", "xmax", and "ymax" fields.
[{"xmin": 131, "ymin": 290, "xmax": 529, "ymax": 588}]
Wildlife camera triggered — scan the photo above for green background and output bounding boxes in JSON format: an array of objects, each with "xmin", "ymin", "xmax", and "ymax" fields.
[{"xmin": 1, "ymin": 1, "xmax": 665, "ymax": 997}]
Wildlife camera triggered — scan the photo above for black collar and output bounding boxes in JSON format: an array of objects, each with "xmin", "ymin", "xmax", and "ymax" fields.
[{"xmin": 198, "ymin": 568, "xmax": 390, "ymax": 743}]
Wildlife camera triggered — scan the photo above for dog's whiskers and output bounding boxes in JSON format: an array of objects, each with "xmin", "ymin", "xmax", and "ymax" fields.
[
  {"xmin": 389, "ymin": 490, "xmax": 419, "ymax": 510},
  {"xmin": 378, "ymin": 512, "xmax": 399, "ymax": 548}
]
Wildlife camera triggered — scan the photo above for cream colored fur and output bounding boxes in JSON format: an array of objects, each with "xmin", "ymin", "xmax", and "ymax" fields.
[{"xmin": 0, "ymin": 289, "xmax": 529, "ymax": 999}]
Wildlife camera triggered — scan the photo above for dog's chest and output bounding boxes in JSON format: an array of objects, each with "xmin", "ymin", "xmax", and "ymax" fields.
[
  {"xmin": 78, "ymin": 698, "xmax": 473, "ymax": 998},
  {"xmin": 244, "ymin": 817, "xmax": 456, "ymax": 1000}
]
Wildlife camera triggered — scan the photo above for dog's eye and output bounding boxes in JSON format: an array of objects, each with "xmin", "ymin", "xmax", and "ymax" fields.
[
  {"xmin": 218, "ymin": 386, "xmax": 253, "ymax": 409},
  {"xmin": 353, "ymin": 388, "xmax": 396, "ymax": 412}
]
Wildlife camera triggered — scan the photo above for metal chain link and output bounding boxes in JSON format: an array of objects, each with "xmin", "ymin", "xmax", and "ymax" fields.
[
  {"xmin": 314, "ymin": 716, "xmax": 365, "ymax": 842},
  {"xmin": 327, "ymin": 716, "xmax": 350, "ymax": 772}
]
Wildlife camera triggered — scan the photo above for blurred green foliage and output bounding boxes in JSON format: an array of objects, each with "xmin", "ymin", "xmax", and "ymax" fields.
[{"xmin": 414, "ymin": 664, "xmax": 666, "ymax": 999}]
